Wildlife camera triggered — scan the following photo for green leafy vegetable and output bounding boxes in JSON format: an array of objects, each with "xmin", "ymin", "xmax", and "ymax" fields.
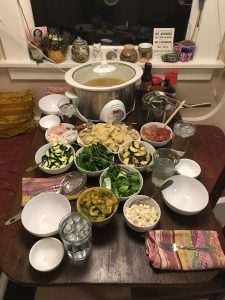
[
  {"xmin": 76, "ymin": 143, "xmax": 114, "ymax": 171},
  {"xmin": 101, "ymin": 165, "xmax": 141, "ymax": 197}
]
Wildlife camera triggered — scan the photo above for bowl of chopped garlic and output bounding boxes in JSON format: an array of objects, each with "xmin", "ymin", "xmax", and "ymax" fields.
[{"xmin": 123, "ymin": 195, "xmax": 161, "ymax": 232}]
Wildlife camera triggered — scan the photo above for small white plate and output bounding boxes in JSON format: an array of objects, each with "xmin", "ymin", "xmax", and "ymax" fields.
[
  {"xmin": 29, "ymin": 237, "xmax": 64, "ymax": 272},
  {"xmin": 175, "ymin": 158, "xmax": 201, "ymax": 178}
]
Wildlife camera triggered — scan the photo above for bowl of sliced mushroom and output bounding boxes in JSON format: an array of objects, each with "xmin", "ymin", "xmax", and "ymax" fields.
[{"xmin": 118, "ymin": 140, "xmax": 155, "ymax": 172}]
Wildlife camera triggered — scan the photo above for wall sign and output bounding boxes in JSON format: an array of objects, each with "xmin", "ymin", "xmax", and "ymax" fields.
[{"xmin": 153, "ymin": 28, "xmax": 175, "ymax": 57}]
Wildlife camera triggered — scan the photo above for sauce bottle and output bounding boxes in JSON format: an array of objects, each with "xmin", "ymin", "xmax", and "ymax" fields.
[{"xmin": 140, "ymin": 63, "xmax": 153, "ymax": 94}]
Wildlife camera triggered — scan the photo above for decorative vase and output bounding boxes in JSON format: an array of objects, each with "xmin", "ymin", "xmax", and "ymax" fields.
[
  {"xmin": 47, "ymin": 50, "xmax": 66, "ymax": 63},
  {"xmin": 178, "ymin": 40, "xmax": 196, "ymax": 62}
]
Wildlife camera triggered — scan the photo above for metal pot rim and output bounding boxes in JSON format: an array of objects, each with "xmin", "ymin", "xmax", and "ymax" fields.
[{"xmin": 65, "ymin": 61, "xmax": 143, "ymax": 92}]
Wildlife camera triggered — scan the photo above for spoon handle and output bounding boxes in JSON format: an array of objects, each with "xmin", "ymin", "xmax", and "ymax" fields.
[{"xmin": 151, "ymin": 179, "xmax": 173, "ymax": 199}]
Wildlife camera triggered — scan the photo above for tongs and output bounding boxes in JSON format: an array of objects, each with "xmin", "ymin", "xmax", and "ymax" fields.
[{"xmin": 154, "ymin": 91, "xmax": 211, "ymax": 108}]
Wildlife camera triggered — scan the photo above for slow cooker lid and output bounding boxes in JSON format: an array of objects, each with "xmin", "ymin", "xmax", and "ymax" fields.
[{"xmin": 72, "ymin": 61, "xmax": 136, "ymax": 87}]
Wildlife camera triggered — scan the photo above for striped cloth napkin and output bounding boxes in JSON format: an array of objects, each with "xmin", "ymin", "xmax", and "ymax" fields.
[
  {"xmin": 145, "ymin": 230, "xmax": 225, "ymax": 270},
  {"xmin": 21, "ymin": 172, "xmax": 85, "ymax": 206}
]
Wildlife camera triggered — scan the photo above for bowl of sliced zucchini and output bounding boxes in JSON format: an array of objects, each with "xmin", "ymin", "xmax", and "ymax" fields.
[
  {"xmin": 118, "ymin": 140, "xmax": 155, "ymax": 172},
  {"xmin": 35, "ymin": 142, "xmax": 75, "ymax": 175}
]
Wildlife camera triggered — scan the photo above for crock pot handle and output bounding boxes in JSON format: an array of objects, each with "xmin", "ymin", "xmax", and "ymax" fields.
[{"xmin": 65, "ymin": 89, "xmax": 89, "ymax": 123}]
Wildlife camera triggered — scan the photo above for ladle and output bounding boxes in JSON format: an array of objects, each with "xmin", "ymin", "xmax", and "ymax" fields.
[
  {"xmin": 4, "ymin": 171, "xmax": 87, "ymax": 226},
  {"xmin": 154, "ymin": 91, "xmax": 211, "ymax": 108},
  {"xmin": 150, "ymin": 179, "xmax": 173, "ymax": 199}
]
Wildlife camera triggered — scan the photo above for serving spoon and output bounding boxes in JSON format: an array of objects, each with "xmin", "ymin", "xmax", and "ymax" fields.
[{"xmin": 4, "ymin": 171, "xmax": 87, "ymax": 226}]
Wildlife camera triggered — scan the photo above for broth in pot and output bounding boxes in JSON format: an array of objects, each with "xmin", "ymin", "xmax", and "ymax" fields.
[{"xmin": 83, "ymin": 77, "xmax": 126, "ymax": 87}]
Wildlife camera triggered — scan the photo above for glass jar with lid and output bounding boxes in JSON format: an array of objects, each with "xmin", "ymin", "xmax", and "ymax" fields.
[
  {"xmin": 120, "ymin": 44, "xmax": 138, "ymax": 63},
  {"xmin": 71, "ymin": 36, "xmax": 90, "ymax": 63}
]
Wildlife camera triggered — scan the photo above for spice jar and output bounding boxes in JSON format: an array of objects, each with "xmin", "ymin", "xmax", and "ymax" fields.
[
  {"xmin": 71, "ymin": 36, "xmax": 90, "ymax": 63},
  {"xmin": 120, "ymin": 44, "xmax": 138, "ymax": 63}
]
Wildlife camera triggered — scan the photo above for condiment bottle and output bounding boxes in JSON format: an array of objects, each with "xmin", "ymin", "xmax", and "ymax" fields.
[
  {"xmin": 152, "ymin": 76, "xmax": 163, "ymax": 91},
  {"xmin": 140, "ymin": 63, "xmax": 153, "ymax": 94},
  {"xmin": 120, "ymin": 44, "xmax": 138, "ymax": 63}
]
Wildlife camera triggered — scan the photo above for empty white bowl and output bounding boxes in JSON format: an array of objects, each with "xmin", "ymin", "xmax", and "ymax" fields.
[
  {"xmin": 21, "ymin": 192, "xmax": 71, "ymax": 237},
  {"xmin": 162, "ymin": 175, "xmax": 209, "ymax": 215},
  {"xmin": 123, "ymin": 195, "xmax": 161, "ymax": 232},
  {"xmin": 35, "ymin": 143, "xmax": 75, "ymax": 175},
  {"xmin": 39, "ymin": 115, "xmax": 61, "ymax": 131},
  {"xmin": 29, "ymin": 237, "xmax": 64, "ymax": 272},
  {"xmin": 175, "ymin": 159, "xmax": 201, "ymax": 178},
  {"xmin": 38, "ymin": 94, "xmax": 68, "ymax": 115},
  {"xmin": 140, "ymin": 122, "xmax": 173, "ymax": 147}
]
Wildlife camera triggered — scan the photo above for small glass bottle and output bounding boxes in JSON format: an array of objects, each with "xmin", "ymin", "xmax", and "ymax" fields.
[{"xmin": 140, "ymin": 62, "xmax": 153, "ymax": 94}]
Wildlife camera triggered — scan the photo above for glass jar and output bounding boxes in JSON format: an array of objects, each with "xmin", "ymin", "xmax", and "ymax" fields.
[
  {"xmin": 120, "ymin": 44, "xmax": 138, "ymax": 63},
  {"xmin": 71, "ymin": 36, "xmax": 90, "ymax": 63}
]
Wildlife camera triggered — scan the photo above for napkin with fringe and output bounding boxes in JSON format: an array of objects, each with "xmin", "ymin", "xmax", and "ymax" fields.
[
  {"xmin": 22, "ymin": 173, "xmax": 85, "ymax": 206},
  {"xmin": 145, "ymin": 230, "xmax": 225, "ymax": 271}
]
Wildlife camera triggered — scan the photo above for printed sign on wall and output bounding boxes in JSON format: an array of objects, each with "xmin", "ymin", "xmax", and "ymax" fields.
[{"xmin": 153, "ymin": 28, "xmax": 175, "ymax": 56}]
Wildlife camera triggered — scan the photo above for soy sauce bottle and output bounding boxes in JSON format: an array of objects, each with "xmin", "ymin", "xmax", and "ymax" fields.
[{"xmin": 140, "ymin": 63, "xmax": 153, "ymax": 94}]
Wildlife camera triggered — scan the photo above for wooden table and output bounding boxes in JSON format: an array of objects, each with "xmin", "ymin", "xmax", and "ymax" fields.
[{"xmin": 0, "ymin": 99, "xmax": 224, "ymax": 288}]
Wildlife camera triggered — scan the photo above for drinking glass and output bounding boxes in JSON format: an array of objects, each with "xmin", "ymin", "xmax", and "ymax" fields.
[
  {"xmin": 152, "ymin": 148, "xmax": 179, "ymax": 187},
  {"xmin": 59, "ymin": 212, "xmax": 92, "ymax": 261},
  {"xmin": 57, "ymin": 98, "xmax": 77, "ymax": 125},
  {"xmin": 171, "ymin": 121, "xmax": 196, "ymax": 157}
]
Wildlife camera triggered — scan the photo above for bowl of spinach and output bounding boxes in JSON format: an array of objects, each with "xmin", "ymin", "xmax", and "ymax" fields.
[
  {"xmin": 99, "ymin": 164, "xmax": 143, "ymax": 201},
  {"xmin": 75, "ymin": 143, "xmax": 114, "ymax": 177}
]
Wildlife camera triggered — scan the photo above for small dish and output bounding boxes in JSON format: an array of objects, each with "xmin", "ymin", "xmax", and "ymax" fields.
[
  {"xmin": 123, "ymin": 195, "xmax": 161, "ymax": 232},
  {"xmin": 39, "ymin": 115, "xmax": 61, "ymax": 131},
  {"xmin": 29, "ymin": 237, "xmax": 64, "ymax": 272},
  {"xmin": 35, "ymin": 143, "xmax": 75, "ymax": 175},
  {"xmin": 38, "ymin": 94, "xmax": 68, "ymax": 115},
  {"xmin": 175, "ymin": 158, "xmax": 201, "ymax": 178},
  {"xmin": 45, "ymin": 123, "xmax": 78, "ymax": 144},
  {"xmin": 140, "ymin": 122, "xmax": 173, "ymax": 147}
]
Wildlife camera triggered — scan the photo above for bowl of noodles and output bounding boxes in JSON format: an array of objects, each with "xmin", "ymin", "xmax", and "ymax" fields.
[{"xmin": 77, "ymin": 122, "xmax": 140, "ymax": 153}]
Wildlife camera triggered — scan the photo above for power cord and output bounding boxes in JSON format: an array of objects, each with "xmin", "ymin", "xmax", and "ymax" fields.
[{"xmin": 0, "ymin": 19, "xmax": 67, "ymax": 73}]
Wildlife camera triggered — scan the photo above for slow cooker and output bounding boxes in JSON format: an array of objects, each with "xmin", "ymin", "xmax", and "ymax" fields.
[{"xmin": 65, "ymin": 61, "xmax": 143, "ymax": 122}]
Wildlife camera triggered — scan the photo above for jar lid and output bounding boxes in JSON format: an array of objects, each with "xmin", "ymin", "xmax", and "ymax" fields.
[
  {"xmin": 73, "ymin": 36, "xmax": 87, "ymax": 45},
  {"xmin": 124, "ymin": 44, "xmax": 135, "ymax": 50},
  {"xmin": 152, "ymin": 76, "xmax": 162, "ymax": 85}
]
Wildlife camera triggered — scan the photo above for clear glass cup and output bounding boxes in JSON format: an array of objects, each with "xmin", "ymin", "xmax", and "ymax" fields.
[
  {"xmin": 171, "ymin": 121, "xmax": 196, "ymax": 157},
  {"xmin": 152, "ymin": 148, "xmax": 179, "ymax": 187},
  {"xmin": 59, "ymin": 212, "xmax": 92, "ymax": 261},
  {"xmin": 57, "ymin": 98, "xmax": 77, "ymax": 125}
]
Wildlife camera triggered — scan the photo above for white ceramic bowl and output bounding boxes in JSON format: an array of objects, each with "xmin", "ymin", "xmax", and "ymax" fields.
[
  {"xmin": 29, "ymin": 237, "xmax": 64, "ymax": 272},
  {"xmin": 38, "ymin": 94, "xmax": 67, "ymax": 115},
  {"xmin": 99, "ymin": 164, "xmax": 143, "ymax": 201},
  {"xmin": 140, "ymin": 122, "xmax": 173, "ymax": 147},
  {"xmin": 74, "ymin": 145, "xmax": 114, "ymax": 177},
  {"xmin": 118, "ymin": 140, "xmax": 155, "ymax": 172},
  {"xmin": 21, "ymin": 192, "xmax": 71, "ymax": 237},
  {"xmin": 123, "ymin": 195, "xmax": 161, "ymax": 232},
  {"xmin": 35, "ymin": 142, "xmax": 75, "ymax": 175},
  {"xmin": 45, "ymin": 123, "xmax": 78, "ymax": 144},
  {"xmin": 162, "ymin": 175, "xmax": 209, "ymax": 215},
  {"xmin": 175, "ymin": 158, "xmax": 201, "ymax": 178},
  {"xmin": 39, "ymin": 115, "xmax": 61, "ymax": 131}
]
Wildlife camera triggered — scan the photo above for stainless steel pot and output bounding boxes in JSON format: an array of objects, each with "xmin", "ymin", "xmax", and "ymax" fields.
[
  {"xmin": 65, "ymin": 61, "xmax": 143, "ymax": 122},
  {"xmin": 142, "ymin": 91, "xmax": 212, "ymax": 123}
]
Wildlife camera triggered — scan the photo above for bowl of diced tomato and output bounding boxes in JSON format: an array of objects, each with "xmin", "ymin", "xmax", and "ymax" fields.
[{"xmin": 140, "ymin": 122, "xmax": 173, "ymax": 147}]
